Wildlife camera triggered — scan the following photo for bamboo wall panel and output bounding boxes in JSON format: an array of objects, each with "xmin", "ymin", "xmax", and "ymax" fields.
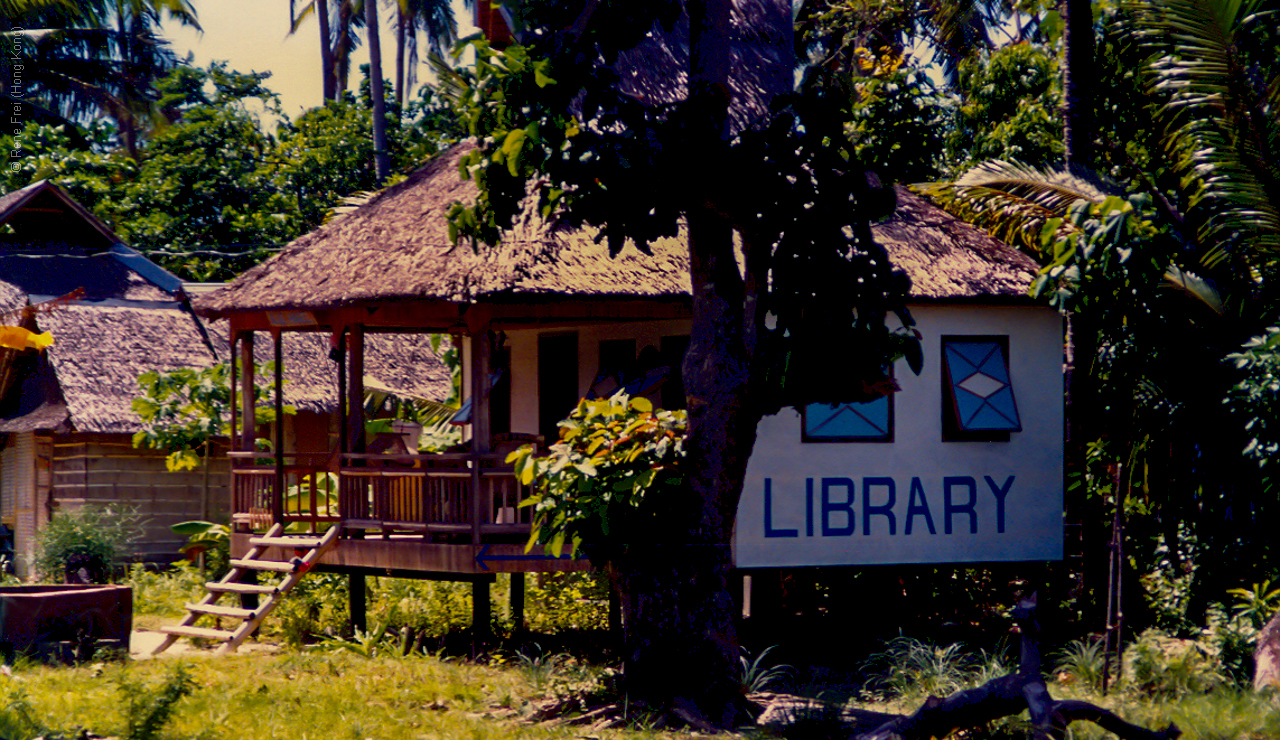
[{"xmin": 49, "ymin": 435, "xmax": 231, "ymax": 561}]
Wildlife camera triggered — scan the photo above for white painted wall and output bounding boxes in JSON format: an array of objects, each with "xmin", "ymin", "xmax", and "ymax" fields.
[
  {"xmin": 505, "ymin": 319, "xmax": 693, "ymax": 435},
  {"xmin": 734, "ymin": 304, "xmax": 1064, "ymax": 567},
  {"xmin": 501, "ymin": 304, "xmax": 1064, "ymax": 568}
]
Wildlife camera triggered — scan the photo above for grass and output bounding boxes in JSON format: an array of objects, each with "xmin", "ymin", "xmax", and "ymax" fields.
[
  {"xmin": 0, "ymin": 650, "xmax": 678, "ymax": 740},
  {"xmin": 36, "ymin": 567, "xmax": 1274, "ymax": 739},
  {"xmin": 0, "ymin": 635, "xmax": 1275, "ymax": 740}
]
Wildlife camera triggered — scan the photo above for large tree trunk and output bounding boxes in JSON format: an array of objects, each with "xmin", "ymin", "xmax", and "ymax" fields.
[
  {"xmin": 395, "ymin": 5, "xmax": 407, "ymax": 108},
  {"xmin": 613, "ymin": 0, "xmax": 757, "ymax": 728},
  {"xmin": 1062, "ymin": 0, "xmax": 1094, "ymax": 172},
  {"xmin": 365, "ymin": 0, "xmax": 391, "ymax": 182},
  {"xmin": 319, "ymin": 0, "xmax": 336, "ymax": 101}
]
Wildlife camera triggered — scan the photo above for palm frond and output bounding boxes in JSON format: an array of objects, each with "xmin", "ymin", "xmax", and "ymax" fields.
[
  {"xmin": 921, "ymin": 161, "xmax": 1107, "ymax": 255},
  {"xmin": 1128, "ymin": 0, "xmax": 1280, "ymax": 273}
]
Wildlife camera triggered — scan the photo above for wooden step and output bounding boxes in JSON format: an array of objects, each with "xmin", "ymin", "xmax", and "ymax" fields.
[
  {"xmin": 230, "ymin": 558, "xmax": 301, "ymax": 573},
  {"xmin": 206, "ymin": 581, "xmax": 278, "ymax": 595},
  {"xmin": 186, "ymin": 602, "xmax": 257, "ymax": 619},
  {"xmin": 160, "ymin": 625, "xmax": 235, "ymax": 641},
  {"xmin": 249, "ymin": 535, "xmax": 324, "ymax": 549}
]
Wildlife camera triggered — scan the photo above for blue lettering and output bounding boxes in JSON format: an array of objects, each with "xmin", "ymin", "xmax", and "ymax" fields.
[
  {"xmin": 763, "ymin": 478, "xmax": 797, "ymax": 538},
  {"xmin": 905, "ymin": 477, "xmax": 936, "ymax": 535},
  {"xmin": 805, "ymin": 478, "xmax": 814, "ymax": 537},
  {"xmin": 944, "ymin": 476, "xmax": 978, "ymax": 534},
  {"xmin": 821, "ymin": 477, "xmax": 855, "ymax": 536},
  {"xmin": 985, "ymin": 475, "xmax": 1014, "ymax": 534},
  {"xmin": 862, "ymin": 477, "xmax": 897, "ymax": 535}
]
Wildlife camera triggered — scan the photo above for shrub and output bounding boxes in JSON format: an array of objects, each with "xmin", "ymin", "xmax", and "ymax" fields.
[
  {"xmin": 525, "ymin": 572, "xmax": 608, "ymax": 634},
  {"xmin": 1124, "ymin": 628, "xmax": 1225, "ymax": 698},
  {"xmin": 32, "ymin": 505, "xmax": 140, "ymax": 583},
  {"xmin": 508, "ymin": 392, "xmax": 686, "ymax": 560},
  {"xmin": 117, "ymin": 664, "xmax": 196, "ymax": 740}
]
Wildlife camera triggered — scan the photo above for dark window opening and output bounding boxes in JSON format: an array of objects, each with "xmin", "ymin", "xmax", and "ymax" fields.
[{"xmin": 538, "ymin": 332, "xmax": 579, "ymax": 441}]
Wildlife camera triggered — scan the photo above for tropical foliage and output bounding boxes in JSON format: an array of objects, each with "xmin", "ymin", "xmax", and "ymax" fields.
[
  {"xmin": 509, "ymin": 393, "xmax": 687, "ymax": 561},
  {"xmin": 0, "ymin": 0, "xmax": 200, "ymax": 155},
  {"xmin": 0, "ymin": 63, "xmax": 465, "ymax": 281},
  {"xmin": 921, "ymin": 0, "xmax": 1280, "ymax": 624},
  {"xmin": 131, "ymin": 361, "xmax": 291, "ymax": 473}
]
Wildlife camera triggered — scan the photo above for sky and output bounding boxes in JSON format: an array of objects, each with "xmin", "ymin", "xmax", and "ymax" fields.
[{"xmin": 163, "ymin": 0, "xmax": 478, "ymax": 121}]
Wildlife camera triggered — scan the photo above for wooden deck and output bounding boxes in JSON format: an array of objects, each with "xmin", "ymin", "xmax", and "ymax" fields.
[{"xmin": 227, "ymin": 451, "xmax": 589, "ymax": 576}]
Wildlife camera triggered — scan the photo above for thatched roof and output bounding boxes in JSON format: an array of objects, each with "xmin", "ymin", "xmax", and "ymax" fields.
[
  {"xmin": 608, "ymin": 0, "xmax": 793, "ymax": 135},
  {"xmin": 0, "ymin": 308, "xmax": 451, "ymax": 433},
  {"xmin": 878, "ymin": 186, "xmax": 1041, "ymax": 300},
  {"xmin": 207, "ymin": 328, "xmax": 453, "ymax": 414},
  {"xmin": 0, "ymin": 280, "xmax": 23, "ymax": 315},
  {"xmin": 0, "ymin": 180, "xmax": 121, "ymax": 247},
  {"xmin": 35, "ymin": 304, "xmax": 218, "ymax": 433},
  {"xmin": 197, "ymin": 144, "xmax": 692, "ymax": 317},
  {"xmin": 198, "ymin": 145, "xmax": 1040, "ymax": 319},
  {"xmin": 0, "ymin": 180, "xmax": 451, "ymax": 435}
]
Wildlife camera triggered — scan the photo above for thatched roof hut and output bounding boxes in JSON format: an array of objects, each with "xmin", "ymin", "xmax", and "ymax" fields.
[
  {"xmin": 197, "ymin": 145, "xmax": 1039, "ymax": 320},
  {"xmin": 0, "ymin": 181, "xmax": 451, "ymax": 435}
]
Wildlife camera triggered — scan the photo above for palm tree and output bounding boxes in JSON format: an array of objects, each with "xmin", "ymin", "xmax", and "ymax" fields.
[
  {"xmin": 393, "ymin": 0, "xmax": 460, "ymax": 107},
  {"xmin": 930, "ymin": 0, "xmax": 1280, "ymax": 617},
  {"xmin": 290, "ymin": 0, "xmax": 365, "ymax": 100},
  {"xmin": 1062, "ymin": 0, "xmax": 1094, "ymax": 171},
  {"xmin": 1, "ymin": 0, "xmax": 199, "ymax": 155},
  {"xmin": 291, "ymin": 0, "xmax": 336, "ymax": 100},
  {"xmin": 365, "ymin": 0, "xmax": 388, "ymax": 182}
]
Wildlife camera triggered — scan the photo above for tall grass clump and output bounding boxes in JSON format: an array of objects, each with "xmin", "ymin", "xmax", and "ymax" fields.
[
  {"xmin": 118, "ymin": 664, "xmax": 196, "ymax": 740},
  {"xmin": 1054, "ymin": 637, "xmax": 1108, "ymax": 693},
  {"xmin": 860, "ymin": 637, "xmax": 984, "ymax": 701},
  {"xmin": 128, "ymin": 561, "xmax": 206, "ymax": 618}
]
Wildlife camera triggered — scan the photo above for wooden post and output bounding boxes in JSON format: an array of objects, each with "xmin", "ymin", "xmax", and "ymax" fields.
[
  {"xmin": 350, "ymin": 568, "xmax": 367, "ymax": 635},
  {"xmin": 336, "ymin": 328, "xmax": 347, "ymax": 455},
  {"xmin": 472, "ymin": 578, "xmax": 491, "ymax": 646},
  {"xmin": 229, "ymin": 330, "xmax": 238, "ymax": 456},
  {"xmin": 466, "ymin": 313, "xmax": 492, "ymax": 545},
  {"xmin": 240, "ymin": 332, "xmax": 255, "ymax": 452},
  {"xmin": 273, "ymin": 330, "xmax": 285, "ymax": 525},
  {"xmin": 510, "ymin": 573, "xmax": 525, "ymax": 632},
  {"xmin": 347, "ymin": 325, "xmax": 365, "ymax": 454}
]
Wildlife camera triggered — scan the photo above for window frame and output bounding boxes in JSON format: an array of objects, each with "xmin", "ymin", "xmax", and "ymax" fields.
[
  {"xmin": 941, "ymin": 335, "xmax": 1021, "ymax": 442},
  {"xmin": 801, "ymin": 387, "xmax": 895, "ymax": 444}
]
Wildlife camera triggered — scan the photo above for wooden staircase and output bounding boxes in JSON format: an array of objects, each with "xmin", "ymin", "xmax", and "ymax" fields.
[{"xmin": 153, "ymin": 523, "xmax": 341, "ymax": 655}]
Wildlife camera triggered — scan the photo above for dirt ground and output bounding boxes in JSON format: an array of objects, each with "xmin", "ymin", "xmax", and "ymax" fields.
[{"xmin": 128, "ymin": 630, "xmax": 280, "ymax": 660}]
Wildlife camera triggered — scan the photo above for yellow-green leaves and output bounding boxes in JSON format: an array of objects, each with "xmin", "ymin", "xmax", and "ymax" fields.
[
  {"xmin": 533, "ymin": 61, "xmax": 556, "ymax": 88},
  {"xmin": 511, "ymin": 391, "xmax": 687, "ymax": 561},
  {"xmin": 500, "ymin": 128, "xmax": 525, "ymax": 176}
]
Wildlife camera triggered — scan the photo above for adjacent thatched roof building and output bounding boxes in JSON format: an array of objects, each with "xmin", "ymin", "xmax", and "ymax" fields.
[
  {"xmin": 0, "ymin": 181, "xmax": 451, "ymax": 435},
  {"xmin": 197, "ymin": 144, "xmax": 1039, "ymax": 320},
  {"xmin": 208, "ymin": 329, "xmax": 452, "ymax": 414}
]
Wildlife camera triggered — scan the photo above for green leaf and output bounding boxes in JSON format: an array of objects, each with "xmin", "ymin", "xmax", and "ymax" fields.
[
  {"xmin": 533, "ymin": 62, "xmax": 555, "ymax": 88},
  {"xmin": 171, "ymin": 520, "xmax": 220, "ymax": 536}
]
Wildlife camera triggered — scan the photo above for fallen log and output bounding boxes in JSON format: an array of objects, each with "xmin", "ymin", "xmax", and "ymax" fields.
[{"xmin": 760, "ymin": 594, "xmax": 1180, "ymax": 740}]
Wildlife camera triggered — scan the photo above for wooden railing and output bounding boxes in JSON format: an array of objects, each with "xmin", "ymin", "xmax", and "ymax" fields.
[
  {"xmin": 230, "ymin": 451, "xmax": 531, "ymax": 541},
  {"xmin": 229, "ymin": 452, "xmax": 339, "ymax": 533},
  {"xmin": 338, "ymin": 453, "xmax": 532, "ymax": 541}
]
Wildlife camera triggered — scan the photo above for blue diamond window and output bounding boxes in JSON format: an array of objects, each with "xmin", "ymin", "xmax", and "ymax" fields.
[
  {"xmin": 804, "ymin": 394, "xmax": 892, "ymax": 442},
  {"xmin": 943, "ymin": 338, "xmax": 1021, "ymax": 433}
]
